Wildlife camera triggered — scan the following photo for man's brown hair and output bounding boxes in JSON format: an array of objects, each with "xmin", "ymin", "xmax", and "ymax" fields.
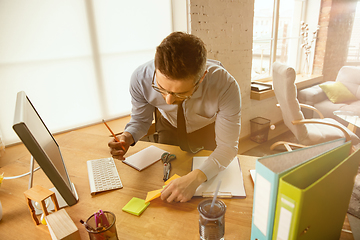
[{"xmin": 155, "ymin": 32, "xmax": 207, "ymax": 82}]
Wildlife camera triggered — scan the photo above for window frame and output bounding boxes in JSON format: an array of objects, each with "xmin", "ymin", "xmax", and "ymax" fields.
[{"xmin": 252, "ymin": 0, "xmax": 308, "ymax": 81}]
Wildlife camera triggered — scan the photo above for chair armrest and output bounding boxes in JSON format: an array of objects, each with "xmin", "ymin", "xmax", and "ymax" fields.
[
  {"xmin": 298, "ymin": 103, "xmax": 324, "ymax": 119},
  {"xmin": 291, "ymin": 119, "xmax": 351, "ymax": 142}
]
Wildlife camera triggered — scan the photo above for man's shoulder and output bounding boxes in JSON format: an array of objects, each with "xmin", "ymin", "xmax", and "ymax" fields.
[
  {"xmin": 205, "ymin": 59, "xmax": 239, "ymax": 89},
  {"xmin": 134, "ymin": 59, "xmax": 154, "ymax": 73},
  {"xmin": 131, "ymin": 59, "xmax": 155, "ymax": 81},
  {"xmin": 207, "ymin": 59, "xmax": 224, "ymax": 69},
  {"xmin": 206, "ymin": 59, "xmax": 232, "ymax": 79}
]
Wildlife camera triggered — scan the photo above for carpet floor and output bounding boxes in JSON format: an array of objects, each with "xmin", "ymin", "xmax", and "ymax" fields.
[{"xmin": 242, "ymin": 131, "xmax": 360, "ymax": 220}]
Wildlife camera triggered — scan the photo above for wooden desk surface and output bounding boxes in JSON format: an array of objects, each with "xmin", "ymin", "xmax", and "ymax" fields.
[{"xmin": 0, "ymin": 131, "xmax": 354, "ymax": 239}]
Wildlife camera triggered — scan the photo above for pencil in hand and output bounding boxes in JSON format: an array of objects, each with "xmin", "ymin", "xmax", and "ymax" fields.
[{"xmin": 102, "ymin": 119, "xmax": 126, "ymax": 151}]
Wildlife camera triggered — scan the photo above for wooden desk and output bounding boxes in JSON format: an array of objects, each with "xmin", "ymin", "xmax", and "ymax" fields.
[{"xmin": 0, "ymin": 131, "xmax": 354, "ymax": 239}]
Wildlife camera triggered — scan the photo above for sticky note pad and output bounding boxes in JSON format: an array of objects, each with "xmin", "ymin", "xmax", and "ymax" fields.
[
  {"xmin": 144, "ymin": 174, "xmax": 182, "ymax": 203},
  {"xmin": 165, "ymin": 174, "xmax": 181, "ymax": 185},
  {"xmin": 122, "ymin": 197, "xmax": 150, "ymax": 216},
  {"xmin": 145, "ymin": 189, "xmax": 163, "ymax": 203}
]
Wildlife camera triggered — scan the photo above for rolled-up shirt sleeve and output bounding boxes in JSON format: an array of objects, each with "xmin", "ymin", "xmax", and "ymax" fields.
[
  {"xmin": 124, "ymin": 63, "xmax": 156, "ymax": 143},
  {"xmin": 195, "ymin": 71, "xmax": 241, "ymax": 181}
]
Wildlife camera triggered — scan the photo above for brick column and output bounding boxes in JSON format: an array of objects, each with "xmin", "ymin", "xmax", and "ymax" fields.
[
  {"xmin": 313, "ymin": 0, "xmax": 357, "ymax": 81},
  {"xmin": 188, "ymin": 0, "xmax": 253, "ymax": 96},
  {"xmin": 188, "ymin": 0, "xmax": 255, "ymax": 138}
]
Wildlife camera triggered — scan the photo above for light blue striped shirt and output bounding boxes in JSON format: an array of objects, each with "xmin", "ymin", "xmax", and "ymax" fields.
[{"xmin": 125, "ymin": 59, "xmax": 241, "ymax": 180}]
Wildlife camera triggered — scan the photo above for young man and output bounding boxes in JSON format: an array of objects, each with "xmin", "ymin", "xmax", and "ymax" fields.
[{"xmin": 108, "ymin": 32, "xmax": 241, "ymax": 203}]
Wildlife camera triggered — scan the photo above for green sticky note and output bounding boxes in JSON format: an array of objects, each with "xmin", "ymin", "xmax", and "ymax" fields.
[{"xmin": 122, "ymin": 197, "xmax": 150, "ymax": 216}]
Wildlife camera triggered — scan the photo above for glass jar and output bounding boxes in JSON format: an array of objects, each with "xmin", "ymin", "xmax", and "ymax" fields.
[{"xmin": 198, "ymin": 199, "xmax": 226, "ymax": 240}]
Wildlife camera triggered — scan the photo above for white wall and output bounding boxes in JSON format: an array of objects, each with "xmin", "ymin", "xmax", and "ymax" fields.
[{"xmin": 0, "ymin": 0, "xmax": 172, "ymax": 145}]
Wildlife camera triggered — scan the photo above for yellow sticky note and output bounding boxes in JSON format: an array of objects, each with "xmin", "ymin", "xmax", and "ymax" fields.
[
  {"xmin": 145, "ymin": 189, "xmax": 163, "ymax": 203},
  {"xmin": 165, "ymin": 174, "xmax": 181, "ymax": 185},
  {"xmin": 144, "ymin": 174, "xmax": 182, "ymax": 203},
  {"xmin": 122, "ymin": 197, "xmax": 150, "ymax": 216}
]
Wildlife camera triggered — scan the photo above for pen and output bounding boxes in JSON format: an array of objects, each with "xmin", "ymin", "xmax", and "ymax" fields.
[
  {"xmin": 102, "ymin": 119, "xmax": 126, "ymax": 151},
  {"xmin": 80, "ymin": 219, "xmax": 96, "ymax": 232}
]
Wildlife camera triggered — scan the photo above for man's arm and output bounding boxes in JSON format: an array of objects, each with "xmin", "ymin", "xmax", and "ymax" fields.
[
  {"xmin": 196, "ymin": 74, "xmax": 241, "ymax": 181},
  {"xmin": 124, "ymin": 69, "xmax": 156, "ymax": 144},
  {"xmin": 109, "ymin": 61, "xmax": 156, "ymax": 159},
  {"xmin": 161, "ymin": 68, "xmax": 241, "ymax": 203}
]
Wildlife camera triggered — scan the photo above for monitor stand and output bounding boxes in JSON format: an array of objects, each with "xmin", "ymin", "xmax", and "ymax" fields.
[{"xmin": 28, "ymin": 156, "xmax": 71, "ymax": 215}]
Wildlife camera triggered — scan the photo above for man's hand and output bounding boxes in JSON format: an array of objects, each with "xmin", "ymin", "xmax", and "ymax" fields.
[
  {"xmin": 108, "ymin": 132, "xmax": 134, "ymax": 160},
  {"xmin": 160, "ymin": 169, "xmax": 207, "ymax": 203}
]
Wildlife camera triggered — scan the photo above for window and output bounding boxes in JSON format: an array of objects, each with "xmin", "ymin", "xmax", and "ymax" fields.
[
  {"xmin": 0, "ymin": 0, "xmax": 174, "ymax": 145},
  {"xmin": 252, "ymin": 0, "xmax": 306, "ymax": 80},
  {"xmin": 347, "ymin": 2, "xmax": 360, "ymax": 66}
]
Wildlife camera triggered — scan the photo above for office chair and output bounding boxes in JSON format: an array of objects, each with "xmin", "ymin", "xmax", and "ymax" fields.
[{"xmin": 270, "ymin": 62, "xmax": 360, "ymax": 151}]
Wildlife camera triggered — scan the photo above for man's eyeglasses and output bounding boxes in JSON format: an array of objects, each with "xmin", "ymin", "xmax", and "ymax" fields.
[{"xmin": 151, "ymin": 71, "xmax": 201, "ymax": 100}]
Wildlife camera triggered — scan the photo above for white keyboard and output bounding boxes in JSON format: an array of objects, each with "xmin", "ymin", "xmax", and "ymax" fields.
[{"xmin": 87, "ymin": 157, "xmax": 123, "ymax": 195}]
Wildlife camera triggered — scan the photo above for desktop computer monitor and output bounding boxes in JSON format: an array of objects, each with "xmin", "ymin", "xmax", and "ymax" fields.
[{"xmin": 12, "ymin": 91, "xmax": 78, "ymax": 206}]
